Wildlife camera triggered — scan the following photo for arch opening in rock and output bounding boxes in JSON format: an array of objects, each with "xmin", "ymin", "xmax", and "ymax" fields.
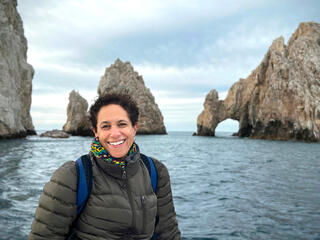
[{"xmin": 215, "ymin": 119, "xmax": 239, "ymax": 136}]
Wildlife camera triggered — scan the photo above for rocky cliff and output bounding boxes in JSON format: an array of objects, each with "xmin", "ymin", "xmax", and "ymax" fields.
[
  {"xmin": 98, "ymin": 59, "xmax": 167, "ymax": 134},
  {"xmin": 197, "ymin": 22, "xmax": 320, "ymax": 141},
  {"xmin": 0, "ymin": 0, "xmax": 35, "ymax": 138},
  {"xmin": 63, "ymin": 90, "xmax": 93, "ymax": 136}
]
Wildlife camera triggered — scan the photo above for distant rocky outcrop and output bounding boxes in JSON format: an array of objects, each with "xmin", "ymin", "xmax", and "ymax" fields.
[
  {"xmin": 40, "ymin": 129, "xmax": 69, "ymax": 138},
  {"xmin": 0, "ymin": 0, "xmax": 36, "ymax": 138},
  {"xmin": 63, "ymin": 90, "xmax": 93, "ymax": 136},
  {"xmin": 98, "ymin": 59, "xmax": 167, "ymax": 134},
  {"xmin": 197, "ymin": 22, "xmax": 320, "ymax": 141}
]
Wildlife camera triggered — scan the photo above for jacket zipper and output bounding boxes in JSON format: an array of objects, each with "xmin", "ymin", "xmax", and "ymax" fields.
[
  {"xmin": 122, "ymin": 168, "xmax": 137, "ymax": 232},
  {"xmin": 141, "ymin": 195, "xmax": 147, "ymax": 231},
  {"xmin": 122, "ymin": 169, "xmax": 127, "ymax": 180}
]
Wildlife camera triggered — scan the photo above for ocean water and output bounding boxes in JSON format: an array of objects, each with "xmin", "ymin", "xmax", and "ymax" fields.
[{"xmin": 0, "ymin": 131, "xmax": 319, "ymax": 240}]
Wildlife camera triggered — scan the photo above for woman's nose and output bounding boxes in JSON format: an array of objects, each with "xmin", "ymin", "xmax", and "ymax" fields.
[{"xmin": 110, "ymin": 126, "xmax": 121, "ymax": 137}]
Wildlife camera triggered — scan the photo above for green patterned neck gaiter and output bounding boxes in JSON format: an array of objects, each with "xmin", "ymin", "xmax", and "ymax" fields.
[{"xmin": 90, "ymin": 137, "xmax": 138, "ymax": 169}]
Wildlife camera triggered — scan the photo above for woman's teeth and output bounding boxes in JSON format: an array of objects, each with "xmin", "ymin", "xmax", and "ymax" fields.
[{"xmin": 109, "ymin": 140, "xmax": 125, "ymax": 146}]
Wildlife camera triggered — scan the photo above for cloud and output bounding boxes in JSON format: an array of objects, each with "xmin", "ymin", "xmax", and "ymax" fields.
[
  {"xmin": 31, "ymin": 59, "xmax": 245, "ymax": 95},
  {"xmin": 19, "ymin": 0, "xmax": 268, "ymax": 36},
  {"xmin": 218, "ymin": 91, "xmax": 229, "ymax": 100},
  {"xmin": 214, "ymin": 22, "xmax": 294, "ymax": 53},
  {"xmin": 18, "ymin": 0, "xmax": 270, "ymax": 66},
  {"xmin": 31, "ymin": 61, "xmax": 103, "ymax": 79},
  {"xmin": 31, "ymin": 93, "xmax": 68, "ymax": 129},
  {"xmin": 137, "ymin": 63, "xmax": 246, "ymax": 93},
  {"xmin": 31, "ymin": 89, "xmax": 98, "ymax": 130}
]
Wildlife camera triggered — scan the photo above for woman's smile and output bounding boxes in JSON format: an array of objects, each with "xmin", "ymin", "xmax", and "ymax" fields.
[{"xmin": 108, "ymin": 139, "xmax": 125, "ymax": 147}]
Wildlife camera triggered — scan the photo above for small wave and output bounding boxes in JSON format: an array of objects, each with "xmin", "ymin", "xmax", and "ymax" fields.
[{"xmin": 0, "ymin": 198, "xmax": 12, "ymax": 209}]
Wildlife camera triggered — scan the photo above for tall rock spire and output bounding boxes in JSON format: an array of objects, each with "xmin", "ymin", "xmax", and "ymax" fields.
[
  {"xmin": 63, "ymin": 90, "xmax": 93, "ymax": 136},
  {"xmin": 98, "ymin": 59, "xmax": 166, "ymax": 134},
  {"xmin": 0, "ymin": 0, "xmax": 36, "ymax": 138}
]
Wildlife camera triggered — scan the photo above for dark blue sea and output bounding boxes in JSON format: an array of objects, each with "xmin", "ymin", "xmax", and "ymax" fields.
[{"xmin": 0, "ymin": 131, "xmax": 319, "ymax": 240}]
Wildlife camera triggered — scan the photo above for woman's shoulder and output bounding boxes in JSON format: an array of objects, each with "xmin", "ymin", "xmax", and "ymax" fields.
[
  {"xmin": 149, "ymin": 157, "xmax": 165, "ymax": 169},
  {"xmin": 49, "ymin": 160, "xmax": 77, "ymax": 188},
  {"xmin": 149, "ymin": 157, "xmax": 170, "ymax": 180}
]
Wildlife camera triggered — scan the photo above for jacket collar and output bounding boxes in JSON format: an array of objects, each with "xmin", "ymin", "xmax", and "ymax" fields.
[{"xmin": 91, "ymin": 149, "xmax": 141, "ymax": 180}]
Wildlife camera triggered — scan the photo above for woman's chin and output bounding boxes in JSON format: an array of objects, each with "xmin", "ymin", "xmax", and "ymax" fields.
[{"xmin": 108, "ymin": 150, "xmax": 127, "ymax": 159}]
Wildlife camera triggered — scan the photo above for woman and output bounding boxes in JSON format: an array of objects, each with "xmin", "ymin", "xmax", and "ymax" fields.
[{"xmin": 29, "ymin": 93, "xmax": 181, "ymax": 239}]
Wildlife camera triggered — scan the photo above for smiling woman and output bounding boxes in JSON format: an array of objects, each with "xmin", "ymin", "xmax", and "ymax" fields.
[{"xmin": 28, "ymin": 93, "xmax": 181, "ymax": 240}]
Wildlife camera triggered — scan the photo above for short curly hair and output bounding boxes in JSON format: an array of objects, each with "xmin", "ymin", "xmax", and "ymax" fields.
[{"xmin": 89, "ymin": 93, "xmax": 139, "ymax": 129}]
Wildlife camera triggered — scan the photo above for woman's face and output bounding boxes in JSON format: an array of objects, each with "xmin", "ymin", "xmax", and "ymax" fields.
[{"xmin": 93, "ymin": 104, "xmax": 138, "ymax": 159}]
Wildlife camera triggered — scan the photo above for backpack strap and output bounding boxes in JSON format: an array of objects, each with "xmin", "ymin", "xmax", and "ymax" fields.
[
  {"xmin": 75, "ymin": 154, "xmax": 93, "ymax": 214},
  {"xmin": 140, "ymin": 153, "xmax": 159, "ymax": 240},
  {"xmin": 67, "ymin": 155, "xmax": 93, "ymax": 240},
  {"xmin": 140, "ymin": 153, "xmax": 157, "ymax": 193}
]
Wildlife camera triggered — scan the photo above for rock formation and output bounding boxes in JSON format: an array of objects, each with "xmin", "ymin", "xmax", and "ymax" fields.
[
  {"xmin": 40, "ymin": 129, "xmax": 69, "ymax": 138},
  {"xmin": 98, "ymin": 59, "xmax": 167, "ymax": 134},
  {"xmin": 197, "ymin": 22, "xmax": 320, "ymax": 141},
  {"xmin": 0, "ymin": 0, "xmax": 36, "ymax": 138},
  {"xmin": 63, "ymin": 90, "xmax": 93, "ymax": 136}
]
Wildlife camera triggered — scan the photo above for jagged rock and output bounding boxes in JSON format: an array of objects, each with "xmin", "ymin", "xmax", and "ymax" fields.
[
  {"xmin": 0, "ymin": 0, "xmax": 36, "ymax": 139},
  {"xmin": 98, "ymin": 59, "xmax": 167, "ymax": 134},
  {"xmin": 197, "ymin": 22, "xmax": 320, "ymax": 141},
  {"xmin": 40, "ymin": 129, "xmax": 69, "ymax": 138},
  {"xmin": 63, "ymin": 90, "xmax": 93, "ymax": 136},
  {"xmin": 197, "ymin": 89, "xmax": 224, "ymax": 136}
]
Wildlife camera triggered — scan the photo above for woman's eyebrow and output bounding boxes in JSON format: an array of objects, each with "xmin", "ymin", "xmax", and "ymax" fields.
[{"xmin": 99, "ymin": 121, "xmax": 111, "ymax": 126}]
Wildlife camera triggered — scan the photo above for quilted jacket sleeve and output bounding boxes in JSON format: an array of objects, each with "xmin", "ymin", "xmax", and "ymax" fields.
[
  {"xmin": 28, "ymin": 161, "xmax": 78, "ymax": 240},
  {"xmin": 153, "ymin": 159, "xmax": 181, "ymax": 240}
]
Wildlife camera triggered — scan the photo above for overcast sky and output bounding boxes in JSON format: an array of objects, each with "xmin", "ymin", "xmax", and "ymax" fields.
[{"xmin": 17, "ymin": 0, "xmax": 320, "ymax": 132}]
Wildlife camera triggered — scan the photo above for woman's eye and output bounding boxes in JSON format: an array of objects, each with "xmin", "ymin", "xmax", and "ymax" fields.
[
  {"xmin": 119, "ymin": 122, "xmax": 127, "ymax": 127},
  {"xmin": 101, "ymin": 125, "xmax": 110, "ymax": 129}
]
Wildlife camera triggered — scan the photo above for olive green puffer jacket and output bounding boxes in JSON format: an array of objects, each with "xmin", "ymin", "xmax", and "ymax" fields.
[{"xmin": 28, "ymin": 150, "xmax": 181, "ymax": 240}]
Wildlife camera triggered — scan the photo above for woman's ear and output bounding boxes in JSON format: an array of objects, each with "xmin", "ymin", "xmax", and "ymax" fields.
[
  {"xmin": 133, "ymin": 123, "xmax": 138, "ymax": 132},
  {"xmin": 91, "ymin": 127, "xmax": 97, "ymax": 137}
]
